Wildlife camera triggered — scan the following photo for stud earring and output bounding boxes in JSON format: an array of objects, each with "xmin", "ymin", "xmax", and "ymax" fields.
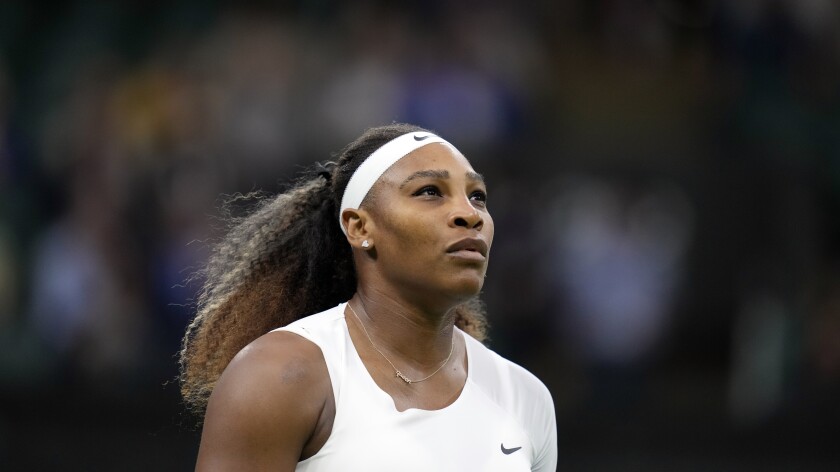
[{"xmin": 362, "ymin": 240, "xmax": 370, "ymax": 248}]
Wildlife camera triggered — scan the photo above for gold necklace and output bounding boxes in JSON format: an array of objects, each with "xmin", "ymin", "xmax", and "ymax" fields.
[{"xmin": 347, "ymin": 303, "xmax": 455, "ymax": 384}]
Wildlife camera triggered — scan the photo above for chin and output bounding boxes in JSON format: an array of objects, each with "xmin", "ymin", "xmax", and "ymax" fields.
[{"xmin": 445, "ymin": 274, "xmax": 485, "ymax": 301}]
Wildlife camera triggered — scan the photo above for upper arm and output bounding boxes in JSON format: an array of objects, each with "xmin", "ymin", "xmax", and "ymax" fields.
[{"xmin": 195, "ymin": 331, "xmax": 331, "ymax": 472}]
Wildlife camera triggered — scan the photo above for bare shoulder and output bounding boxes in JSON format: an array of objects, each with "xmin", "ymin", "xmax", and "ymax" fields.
[
  {"xmin": 196, "ymin": 330, "xmax": 331, "ymax": 471},
  {"xmin": 222, "ymin": 330, "xmax": 329, "ymax": 393}
]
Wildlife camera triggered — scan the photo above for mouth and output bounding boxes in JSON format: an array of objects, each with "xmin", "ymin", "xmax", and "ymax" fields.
[{"xmin": 446, "ymin": 237, "xmax": 489, "ymax": 261}]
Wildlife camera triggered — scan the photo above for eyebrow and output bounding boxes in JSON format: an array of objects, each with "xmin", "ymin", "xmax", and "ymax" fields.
[{"xmin": 398, "ymin": 169, "xmax": 486, "ymax": 189}]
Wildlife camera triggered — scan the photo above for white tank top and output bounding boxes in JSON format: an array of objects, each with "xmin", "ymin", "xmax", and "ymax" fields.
[{"xmin": 274, "ymin": 303, "xmax": 557, "ymax": 471}]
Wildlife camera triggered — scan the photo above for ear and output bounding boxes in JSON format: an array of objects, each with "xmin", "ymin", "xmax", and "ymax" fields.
[{"xmin": 341, "ymin": 207, "xmax": 374, "ymax": 249}]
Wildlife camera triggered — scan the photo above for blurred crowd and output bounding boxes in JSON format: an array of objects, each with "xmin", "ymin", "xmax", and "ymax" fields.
[{"xmin": 1, "ymin": 0, "xmax": 839, "ymax": 469}]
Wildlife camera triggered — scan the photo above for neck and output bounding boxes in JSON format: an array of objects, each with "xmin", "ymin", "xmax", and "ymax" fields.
[{"xmin": 350, "ymin": 287, "xmax": 457, "ymax": 367}]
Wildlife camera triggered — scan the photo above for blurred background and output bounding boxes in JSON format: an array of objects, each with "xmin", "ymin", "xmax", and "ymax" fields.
[{"xmin": 1, "ymin": 0, "xmax": 839, "ymax": 470}]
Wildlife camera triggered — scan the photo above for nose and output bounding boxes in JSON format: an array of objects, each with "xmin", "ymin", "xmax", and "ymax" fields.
[{"xmin": 448, "ymin": 198, "xmax": 484, "ymax": 230}]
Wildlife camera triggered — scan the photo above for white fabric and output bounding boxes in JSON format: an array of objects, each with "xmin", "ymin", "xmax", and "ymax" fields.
[
  {"xmin": 339, "ymin": 132, "xmax": 453, "ymax": 233},
  {"xmin": 273, "ymin": 303, "xmax": 558, "ymax": 472}
]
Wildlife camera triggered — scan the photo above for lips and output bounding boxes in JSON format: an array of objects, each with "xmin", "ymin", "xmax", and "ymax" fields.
[{"xmin": 446, "ymin": 237, "xmax": 489, "ymax": 258}]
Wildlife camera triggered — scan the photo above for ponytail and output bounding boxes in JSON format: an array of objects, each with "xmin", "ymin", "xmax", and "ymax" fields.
[{"xmin": 179, "ymin": 124, "xmax": 488, "ymax": 415}]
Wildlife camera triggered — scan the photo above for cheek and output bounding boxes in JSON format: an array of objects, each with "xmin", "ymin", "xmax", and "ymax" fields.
[
  {"xmin": 375, "ymin": 206, "xmax": 438, "ymax": 254},
  {"xmin": 484, "ymin": 212, "xmax": 495, "ymax": 244},
  {"xmin": 391, "ymin": 214, "xmax": 438, "ymax": 250}
]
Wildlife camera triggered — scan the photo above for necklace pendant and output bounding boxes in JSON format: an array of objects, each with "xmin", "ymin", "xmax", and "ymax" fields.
[{"xmin": 396, "ymin": 371, "xmax": 412, "ymax": 384}]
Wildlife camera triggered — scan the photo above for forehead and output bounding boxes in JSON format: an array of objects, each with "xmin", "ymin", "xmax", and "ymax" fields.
[{"xmin": 379, "ymin": 143, "xmax": 476, "ymax": 183}]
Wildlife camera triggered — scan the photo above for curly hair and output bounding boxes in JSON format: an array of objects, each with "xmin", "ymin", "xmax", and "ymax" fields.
[{"xmin": 179, "ymin": 123, "xmax": 489, "ymax": 416}]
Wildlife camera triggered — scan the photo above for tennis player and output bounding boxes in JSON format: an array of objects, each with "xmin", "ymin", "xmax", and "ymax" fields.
[{"xmin": 180, "ymin": 123, "xmax": 557, "ymax": 471}]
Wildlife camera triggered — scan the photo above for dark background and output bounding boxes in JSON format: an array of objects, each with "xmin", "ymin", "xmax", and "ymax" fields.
[{"xmin": 1, "ymin": 1, "xmax": 839, "ymax": 470}]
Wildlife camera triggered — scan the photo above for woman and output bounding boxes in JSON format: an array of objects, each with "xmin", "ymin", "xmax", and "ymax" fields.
[{"xmin": 180, "ymin": 123, "xmax": 557, "ymax": 471}]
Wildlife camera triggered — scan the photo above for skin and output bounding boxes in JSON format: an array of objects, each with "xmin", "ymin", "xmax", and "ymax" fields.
[{"xmin": 196, "ymin": 143, "xmax": 494, "ymax": 471}]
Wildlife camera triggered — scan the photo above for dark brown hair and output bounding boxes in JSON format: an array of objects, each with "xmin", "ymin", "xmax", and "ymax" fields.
[{"xmin": 179, "ymin": 123, "xmax": 488, "ymax": 415}]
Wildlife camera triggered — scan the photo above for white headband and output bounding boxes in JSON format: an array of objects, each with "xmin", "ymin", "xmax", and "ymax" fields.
[{"xmin": 339, "ymin": 132, "xmax": 452, "ymax": 234}]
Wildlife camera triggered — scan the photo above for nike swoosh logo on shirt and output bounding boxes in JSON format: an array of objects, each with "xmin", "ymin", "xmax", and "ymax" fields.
[{"xmin": 501, "ymin": 444, "xmax": 522, "ymax": 455}]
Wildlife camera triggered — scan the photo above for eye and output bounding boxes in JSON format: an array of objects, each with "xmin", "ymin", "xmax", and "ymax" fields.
[
  {"xmin": 413, "ymin": 185, "xmax": 442, "ymax": 197},
  {"xmin": 470, "ymin": 190, "xmax": 488, "ymax": 205}
]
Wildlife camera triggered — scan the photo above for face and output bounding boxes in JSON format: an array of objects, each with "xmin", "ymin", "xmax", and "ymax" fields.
[{"xmin": 361, "ymin": 143, "xmax": 494, "ymax": 304}]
